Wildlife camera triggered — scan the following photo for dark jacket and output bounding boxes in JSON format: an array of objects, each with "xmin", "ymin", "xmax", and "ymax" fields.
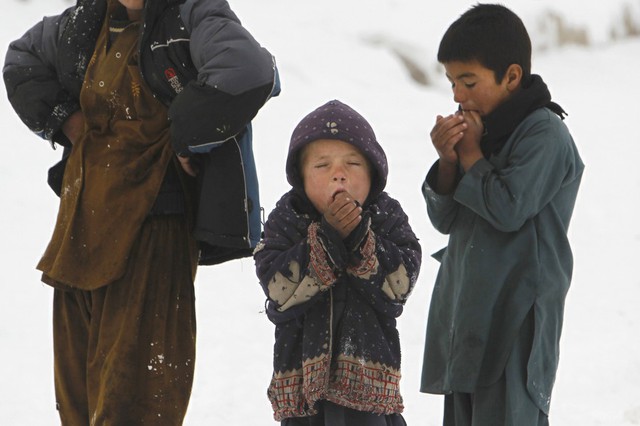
[
  {"xmin": 3, "ymin": 0, "xmax": 279, "ymax": 265},
  {"xmin": 254, "ymin": 191, "xmax": 421, "ymax": 420},
  {"xmin": 420, "ymin": 107, "xmax": 584, "ymax": 414}
]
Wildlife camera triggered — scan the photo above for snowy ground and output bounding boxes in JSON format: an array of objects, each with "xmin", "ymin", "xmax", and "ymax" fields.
[{"xmin": 1, "ymin": 0, "xmax": 639, "ymax": 425}]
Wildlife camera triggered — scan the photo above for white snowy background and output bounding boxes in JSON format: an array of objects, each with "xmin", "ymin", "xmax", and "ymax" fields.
[{"xmin": 1, "ymin": 0, "xmax": 639, "ymax": 424}]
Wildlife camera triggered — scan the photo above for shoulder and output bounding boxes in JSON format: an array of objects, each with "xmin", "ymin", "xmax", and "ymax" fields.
[
  {"xmin": 368, "ymin": 192, "xmax": 411, "ymax": 227},
  {"xmin": 518, "ymin": 107, "xmax": 572, "ymax": 140},
  {"xmin": 370, "ymin": 192, "xmax": 404, "ymax": 213},
  {"xmin": 509, "ymin": 107, "xmax": 575, "ymax": 156},
  {"xmin": 178, "ymin": 0, "xmax": 240, "ymax": 31},
  {"xmin": 265, "ymin": 191, "xmax": 314, "ymax": 230}
]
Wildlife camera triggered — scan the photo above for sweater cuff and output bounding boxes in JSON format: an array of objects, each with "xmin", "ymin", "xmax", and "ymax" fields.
[{"xmin": 307, "ymin": 222, "xmax": 338, "ymax": 287}]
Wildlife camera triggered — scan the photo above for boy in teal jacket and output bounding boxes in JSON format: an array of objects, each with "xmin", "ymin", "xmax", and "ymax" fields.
[{"xmin": 420, "ymin": 4, "xmax": 584, "ymax": 425}]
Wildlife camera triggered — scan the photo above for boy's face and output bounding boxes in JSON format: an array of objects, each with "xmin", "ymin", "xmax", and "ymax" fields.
[
  {"xmin": 300, "ymin": 139, "xmax": 371, "ymax": 214},
  {"xmin": 444, "ymin": 60, "xmax": 518, "ymax": 117}
]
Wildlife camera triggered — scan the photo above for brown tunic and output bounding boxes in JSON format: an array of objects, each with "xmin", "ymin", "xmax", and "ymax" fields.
[{"xmin": 38, "ymin": 6, "xmax": 174, "ymax": 290}]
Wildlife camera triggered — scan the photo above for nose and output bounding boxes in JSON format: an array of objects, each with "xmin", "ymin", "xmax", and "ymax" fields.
[
  {"xmin": 453, "ymin": 85, "xmax": 466, "ymax": 104},
  {"xmin": 332, "ymin": 166, "xmax": 347, "ymax": 182}
]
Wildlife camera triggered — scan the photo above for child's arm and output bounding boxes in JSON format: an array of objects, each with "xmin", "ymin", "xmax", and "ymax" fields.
[
  {"xmin": 3, "ymin": 8, "xmax": 78, "ymax": 146},
  {"xmin": 455, "ymin": 111, "xmax": 579, "ymax": 232},
  {"xmin": 168, "ymin": 0, "xmax": 277, "ymax": 156},
  {"xmin": 429, "ymin": 114, "xmax": 465, "ymax": 194},
  {"xmin": 422, "ymin": 113, "xmax": 469, "ymax": 235},
  {"xmin": 344, "ymin": 195, "xmax": 422, "ymax": 317},
  {"xmin": 254, "ymin": 196, "xmax": 339, "ymax": 321},
  {"xmin": 422, "ymin": 161, "xmax": 461, "ymax": 235}
]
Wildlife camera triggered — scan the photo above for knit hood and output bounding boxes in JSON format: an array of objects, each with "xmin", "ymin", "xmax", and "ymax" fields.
[{"xmin": 286, "ymin": 100, "xmax": 388, "ymax": 205}]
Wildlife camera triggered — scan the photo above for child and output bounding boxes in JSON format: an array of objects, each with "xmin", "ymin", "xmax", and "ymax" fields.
[
  {"xmin": 254, "ymin": 100, "xmax": 422, "ymax": 425},
  {"xmin": 419, "ymin": 4, "xmax": 584, "ymax": 426},
  {"xmin": 3, "ymin": 0, "xmax": 276, "ymax": 423}
]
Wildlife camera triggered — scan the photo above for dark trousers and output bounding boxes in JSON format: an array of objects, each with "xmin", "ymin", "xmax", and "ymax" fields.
[
  {"xmin": 282, "ymin": 400, "xmax": 407, "ymax": 426},
  {"xmin": 443, "ymin": 312, "xmax": 549, "ymax": 426},
  {"xmin": 53, "ymin": 215, "xmax": 198, "ymax": 425}
]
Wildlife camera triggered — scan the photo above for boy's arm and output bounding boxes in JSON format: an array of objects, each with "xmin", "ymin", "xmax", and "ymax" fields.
[
  {"xmin": 3, "ymin": 8, "xmax": 78, "ymax": 147},
  {"xmin": 169, "ymin": 0, "xmax": 279, "ymax": 156},
  {"xmin": 254, "ymin": 200, "xmax": 338, "ymax": 321},
  {"xmin": 345, "ymin": 195, "xmax": 422, "ymax": 317},
  {"xmin": 455, "ymin": 111, "xmax": 579, "ymax": 232},
  {"xmin": 422, "ymin": 161, "xmax": 461, "ymax": 234}
]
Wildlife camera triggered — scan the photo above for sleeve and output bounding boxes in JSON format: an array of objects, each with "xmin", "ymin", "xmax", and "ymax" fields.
[
  {"xmin": 422, "ymin": 160, "xmax": 461, "ymax": 235},
  {"xmin": 345, "ymin": 196, "xmax": 422, "ymax": 318},
  {"xmin": 254, "ymin": 203, "xmax": 338, "ymax": 323},
  {"xmin": 169, "ymin": 0, "xmax": 278, "ymax": 155},
  {"xmin": 454, "ymin": 112, "xmax": 576, "ymax": 232},
  {"xmin": 3, "ymin": 8, "xmax": 77, "ymax": 147}
]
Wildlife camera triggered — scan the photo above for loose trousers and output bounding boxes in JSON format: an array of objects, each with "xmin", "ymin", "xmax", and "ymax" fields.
[{"xmin": 53, "ymin": 215, "xmax": 198, "ymax": 425}]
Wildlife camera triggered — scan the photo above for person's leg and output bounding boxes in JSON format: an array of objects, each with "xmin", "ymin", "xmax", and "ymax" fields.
[
  {"xmin": 87, "ymin": 215, "xmax": 198, "ymax": 425},
  {"xmin": 443, "ymin": 392, "xmax": 472, "ymax": 426},
  {"xmin": 471, "ymin": 310, "xmax": 549, "ymax": 426},
  {"xmin": 324, "ymin": 400, "xmax": 406, "ymax": 426},
  {"xmin": 53, "ymin": 288, "xmax": 92, "ymax": 425},
  {"xmin": 502, "ymin": 310, "xmax": 549, "ymax": 426}
]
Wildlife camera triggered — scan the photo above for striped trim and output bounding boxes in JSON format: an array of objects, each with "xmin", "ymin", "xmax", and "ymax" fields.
[{"xmin": 268, "ymin": 353, "xmax": 403, "ymax": 420}]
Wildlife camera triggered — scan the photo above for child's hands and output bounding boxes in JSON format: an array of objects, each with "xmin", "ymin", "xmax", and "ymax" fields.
[
  {"xmin": 455, "ymin": 110, "xmax": 484, "ymax": 171},
  {"xmin": 430, "ymin": 114, "xmax": 466, "ymax": 165},
  {"xmin": 324, "ymin": 191, "xmax": 363, "ymax": 239}
]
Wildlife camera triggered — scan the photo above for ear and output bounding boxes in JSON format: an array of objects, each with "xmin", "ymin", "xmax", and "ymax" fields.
[{"xmin": 504, "ymin": 64, "xmax": 523, "ymax": 91}]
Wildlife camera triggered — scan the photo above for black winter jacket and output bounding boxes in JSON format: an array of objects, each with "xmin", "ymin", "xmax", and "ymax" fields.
[{"xmin": 3, "ymin": 0, "xmax": 279, "ymax": 265}]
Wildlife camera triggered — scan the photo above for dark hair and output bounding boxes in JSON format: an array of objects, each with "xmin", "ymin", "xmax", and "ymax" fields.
[{"xmin": 437, "ymin": 3, "xmax": 532, "ymax": 83}]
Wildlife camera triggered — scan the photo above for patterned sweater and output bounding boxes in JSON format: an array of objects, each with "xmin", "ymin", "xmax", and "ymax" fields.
[{"xmin": 254, "ymin": 190, "xmax": 421, "ymax": 420}]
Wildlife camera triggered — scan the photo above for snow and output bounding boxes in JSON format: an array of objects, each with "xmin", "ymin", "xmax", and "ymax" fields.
[{"xmin": 1, "ymin": 0, "xmax": 639, "ymax": 424}]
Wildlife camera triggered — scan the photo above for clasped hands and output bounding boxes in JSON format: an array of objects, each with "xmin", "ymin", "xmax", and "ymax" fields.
[{"xmin": 430, "ymin": 109, "xmax": 484, "ymax": 171}]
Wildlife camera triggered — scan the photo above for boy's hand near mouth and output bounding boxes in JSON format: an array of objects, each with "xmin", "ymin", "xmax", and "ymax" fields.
[{"xmin": 324, "ymin": 190, "xmax": 363, "ymax": 239}]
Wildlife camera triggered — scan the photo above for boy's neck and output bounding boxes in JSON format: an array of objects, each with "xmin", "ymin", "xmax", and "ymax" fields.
[{"xmin": 126, "ymin": 8, "xmax": 142, "ymax": 21}]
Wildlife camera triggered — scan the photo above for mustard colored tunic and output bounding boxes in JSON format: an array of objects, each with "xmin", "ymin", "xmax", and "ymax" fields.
[{"xmin": 38, "ymin": 5, "xmax": 174, "ymax": 290}]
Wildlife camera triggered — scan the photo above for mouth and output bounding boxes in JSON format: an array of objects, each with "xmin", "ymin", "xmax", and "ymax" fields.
[
  {"xmin": 332, "ymin": 188, "xmax": 345, "ymax": 199},
  {"xmin": 457, "ymin": 104, "xmax": 479, "ymax": 114}
]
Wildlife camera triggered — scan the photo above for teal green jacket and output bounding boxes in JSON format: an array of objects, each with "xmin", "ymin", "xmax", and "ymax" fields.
[{"xmin": 420, "ymin": 107, "xmax": 584, "ymax": 414}]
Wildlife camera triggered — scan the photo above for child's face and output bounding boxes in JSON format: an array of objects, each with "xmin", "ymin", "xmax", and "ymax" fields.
[
  {"xmin": 300, "ymin": 139, "xmax": 371, "ymax": 214},
  {"xmin": 444, "ymin": 60, "xmax": 518, "ymax": 117}
]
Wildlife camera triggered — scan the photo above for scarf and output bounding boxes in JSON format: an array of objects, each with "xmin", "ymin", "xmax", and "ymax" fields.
[{"xmin": 480, "ymin": 74, "xmax": 567, "ymax": 158}]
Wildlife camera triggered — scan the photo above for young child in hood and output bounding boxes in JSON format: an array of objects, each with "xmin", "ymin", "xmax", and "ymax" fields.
[
  {"xmin": 419, "ymin": 4, "xmax": 584, "ymax": 426},
  {"xmin": 254, "ymin": 100, "xmax": 422, "ymax": 425}
]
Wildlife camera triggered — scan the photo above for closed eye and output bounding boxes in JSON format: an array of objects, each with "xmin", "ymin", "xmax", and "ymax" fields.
[{"xmin": 451, "ymin": 82, "xmax": 476, "ymax": 89}]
